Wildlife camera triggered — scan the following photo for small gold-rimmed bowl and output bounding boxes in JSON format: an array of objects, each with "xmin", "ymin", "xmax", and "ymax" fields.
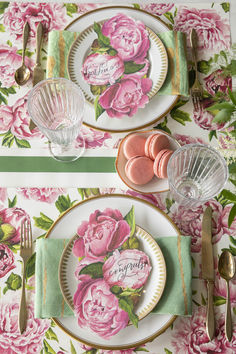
[{"xmin": 115, "ymin": 129, "xmax": 180, "ymax": 194}]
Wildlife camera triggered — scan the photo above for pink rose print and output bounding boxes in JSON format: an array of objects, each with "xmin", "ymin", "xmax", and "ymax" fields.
[
  {"xmin": 0, "ymin": 44, "xmax": 32, "ymax": 88},
  {"xmin": 0, "ymin": 301, "xmax": 50, "ymax": 352},
  {"xmin": 81, "ymin": 53, "xmax": 124, "ymax": 86},
  {"xmin": 0, "ymin": 244, "xmax": 15, "ymax": 278},
  {"xmin": 11, "ymin": 94, "xmax": 42, "ymax": 139},
  {"xmin": 172, "ymin": 306, "xmax": 225, "ymax": 353},
  {"xmin": 174, "ymin": 6, "xmax": 230, "ymax": 52},
  {"xmin": 77, "ymin": 4, "xmax": 101, "ymax": 14},
  {"xmin": 0, "ymin": 207, "xmax": 29, "ymax": 244},
  {"xmin": 73, "ymin": 208, "xmax": 130, "ymax": 260},
  {"xmin": 141, "ymin": 3, "xmax": 174, "ymax": 16},
  {"xmin": 3, "ymin": 3, "xmax": 67, "ymax": 43},
  {"xmin": 99, "ymin": 75, "xmax": 152, "ymax": 118},
  {"xmin": 170, "ymin": 200, "xmax": 224, "ymax": 252},
  {"xmin": 17, "ymin": 188, "xmax": 66, "ymax": 203},
  {"xmin": 173, "ymin": 133, "xmax": 206, "ymax": 146},
  {"xmin": 102, "ymin": 14, "xmax": 150, "ymax": 64},
  {"xmin": 0, "ymin": 188, "xmax": 7, "ymax": 205},
  {"xmin": 204, "ymin": 69, "xmax": 232, "ymax": 96},
  {"xmin": 126, "ymin": 189, "xmax": 167, "ymax": 211},
  {"xmin": 0, "ymin": 105, "xmax": 14, "ymax": 133},
  {"xmin": 193, "ymin": 98, "xmax": 227, "ymax": 131},
  {"xmin": 103, "ymin": 249, "xmax": 151, "ymax": 289},
  {"xmin": 221, "ymin": 204, "xmax": 236, "ymax": 236},
  {"xmin": 73, "ymin": 275, "xmax": 129, "ymax": 339},
  {"xmin": 76, "ymin": 126, "xmax": 112, "ymax": 149}
]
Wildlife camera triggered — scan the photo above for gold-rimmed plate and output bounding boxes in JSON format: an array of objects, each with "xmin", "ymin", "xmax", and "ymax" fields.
[
  {"xmin": 59, "ymin": 225, "xmax": 166, "ymax": 321},
  {"xmin": 67, "ymin": 22, "xmax": 168, "ymax": 105},
  {"xmin": 46, "ymin": 194, "xmax": 180, "ymax": 350},
  {"xmin": 65, "ymin": 6, "xmax": 179, "ymax": 133}
]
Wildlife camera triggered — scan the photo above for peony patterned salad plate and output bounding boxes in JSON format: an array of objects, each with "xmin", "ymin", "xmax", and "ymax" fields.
[
  {"xmin": 65, "ymin": 6, "xmax": 178, "ymax": 133},
  {"xmin": 46, "ymin": 194, "xmax": 180, "ymax": 350}
]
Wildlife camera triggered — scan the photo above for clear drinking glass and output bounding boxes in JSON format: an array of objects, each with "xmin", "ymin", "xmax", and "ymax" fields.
[
  {"xmin": 167, "ymin": 144, "xmax": 228, "ymax": 208},
  {"xmin": 27, "ymin": 78, "xmax": 85, "ymax": 162}
]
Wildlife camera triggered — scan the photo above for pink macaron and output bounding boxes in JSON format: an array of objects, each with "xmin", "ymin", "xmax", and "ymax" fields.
[
  {"xmin": 145, "ymin": 133, "xmax": 170, "ymax": 160},
  {"xmin": 125, "ymin": 156, "xmax": 154, "ymax": 185},
  {"xmin": 123, "ymin": 133, "xmax": 147, "ymax": 160},
  {"xmin": 153, "ymin": 149, "xmax": 173, "ymax": 178}
]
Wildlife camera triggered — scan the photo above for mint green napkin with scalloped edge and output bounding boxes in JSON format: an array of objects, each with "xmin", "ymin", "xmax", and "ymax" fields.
[
  {"xmin": 35, "ymin": 236, "xmax": 192, "ymax": 318},
  {"xmin": 46, "ymin": 30, "xmax": 189, "ymax": 96}
]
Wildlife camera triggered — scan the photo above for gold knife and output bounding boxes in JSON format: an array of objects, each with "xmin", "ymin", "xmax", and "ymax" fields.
[
  {"xmin": 202, "ymin": 206, "xmax": 215, "ymax": 340},
  {"xmin": 30, "ymin": 23, "xmax": 44, "ymax": 130}
]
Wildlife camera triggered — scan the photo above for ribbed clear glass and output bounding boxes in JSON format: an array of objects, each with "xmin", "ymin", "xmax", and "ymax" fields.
[
  {"xmin": 167, "ymin": 144, "xmax": 228, "ymax": 207},
  {"xmin": 28, "ymin": 78, "xmax": 85, "ymax": 162}
]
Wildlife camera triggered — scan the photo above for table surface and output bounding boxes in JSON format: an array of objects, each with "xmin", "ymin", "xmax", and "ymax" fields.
[{"xmin": 0, "ymin": 2, "xmax": 235, "ymax": 354}]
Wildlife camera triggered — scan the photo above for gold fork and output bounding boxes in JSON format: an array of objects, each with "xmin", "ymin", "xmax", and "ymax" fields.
[
  {"xmin": 190, "ymin": 28, "xmax": 203, "ymax": 111},
  {"xmin": 19, "ymin": 218, "xmax": 33, "ymax": 334}
]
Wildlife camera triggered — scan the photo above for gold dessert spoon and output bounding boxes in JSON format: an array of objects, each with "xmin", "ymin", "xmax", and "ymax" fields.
[
  {"xmin": 15, "ymin": 22, "xmax": 31, "ymax": 86},
  {"xmin": 218, "ymin": 250, "xmax": 236, "ymax": 341}
]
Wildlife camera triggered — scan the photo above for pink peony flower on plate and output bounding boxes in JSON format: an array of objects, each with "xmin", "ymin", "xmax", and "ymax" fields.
[
  {"xmin": 0, "ymin": 105, "xmax": 14, "ymax": 132},
  {"xmin": 0, "ymin": 207, "xmax": 29, "ymax": 244},
  {"xmin": 102, "ymin": 14, "xmax": 150, "ymax": 64},
  {"xmin": 0, "ymin": 44, "xmax": 32, "ymax": 88},
  {"xmin": 76, "ymin": 126, "xmax": 112, "ymax": 149},
  {"xmin": 3, "ymin": 3, "xmax": 67, "ymax": 43},
  {"xmin": 17, "ymin": 188, "xmax": 66, "ymax": 203},
  {"xmin": 0, "ymin": 244, "xmax": 15, "ymax": 278},
  {"xmin": 0, "ymin": 301, "xmax": 50, "ymax": 352},
  {"xmin": 103, "ymin": 249, "xmax": 152, "ymax": 289},
  {"xmin": 99, "ymin": 75, "xmax": 152, "ymax": 118},
  {"xmin": 73, "ymin": 208, "xmax": 130, "ymax": 260},
  {"xmin": 174, "ymin": 6, "xmax": 230, "ymax": 52},
  {"xmin": 82, "ymin": 53, "xmax": 124, "ymax": 86},
  {"xmin": 141, "ymin": 3, "xmax": 174, "ymax": 16},
  {"xmin": 73, "ymin": 275, "xmax": 129, "ymax": 339},
  {"xmin": 204, "ymin": 69, "xmax": 232, "ymax": 96}
]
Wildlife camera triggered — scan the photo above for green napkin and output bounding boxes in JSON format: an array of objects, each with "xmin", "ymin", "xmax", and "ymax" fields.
[
  {"xmin": 35, "ymin": 236, "xmax": 192, "ymax": 319},
  {"xmin": 46, "ymin": 30, "xmax": 189, "ymax": 97}
]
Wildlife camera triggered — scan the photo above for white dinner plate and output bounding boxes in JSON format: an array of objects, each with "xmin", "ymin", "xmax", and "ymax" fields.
[
  {"xmin": 59, "ymin": 225, "xmax": 166, "ymax": 320},
  {"xmin": 65, "ymin": 6, "xmax": 178, "ymax": 132},
  {"xmin": 68, "ymin": 22, "xmax": 168, "ymax": 104},
  {"xmin": 47, "ymin": 194, "xmax": 180, "ymax": 350}
]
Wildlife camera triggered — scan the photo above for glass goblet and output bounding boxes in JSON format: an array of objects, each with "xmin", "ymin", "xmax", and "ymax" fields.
[{"xmin": 27, "ymin": 78, "xmax": 85, "ymax": 162}]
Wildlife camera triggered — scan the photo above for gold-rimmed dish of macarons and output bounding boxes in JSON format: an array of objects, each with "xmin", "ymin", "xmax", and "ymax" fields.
[{"xmin": 115, "ymin": 129, "xmax": 180, "ymax": 194}]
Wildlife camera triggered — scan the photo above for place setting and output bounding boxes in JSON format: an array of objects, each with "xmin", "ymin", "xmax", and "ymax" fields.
[{"xmin": 0, "ymin": 2, "xmax": 235, "ymax": 354}]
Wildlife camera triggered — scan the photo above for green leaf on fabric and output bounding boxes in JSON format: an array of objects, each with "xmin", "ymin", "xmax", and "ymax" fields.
[
  {"xmin": 188, "ymin": 69, "xmax": 196, "ymax": 88},
  {"xmin": 79, "ymin": 262, "xmax": 104, "ymax": 279},
  {"xmin": 2, "ymin": 131, "xmax": 14, "ymax": 147},
  {"xmin": 124, "ymin": 61, "xmax": 145, "ymax": 74},
  {"xmin": 233, "ymin": 307, "xmax": 236, "ymax": 315},
  {"xmin": 229, "ymin": 162, "xmax": 236, "ymax": 175},
  {"xmin": 70, "ymin": 340, "xmax": 77, "ymax": 354},
  {"xmin": 170, "ymin": 109, "xmax": 191, "ymax": 125},
  {"xmin": 0, "ymin": 2, "xmax": 9, "ymax": 14},
  {"xmin": 221, "ymin": 189, "xmax": 236, "ymax": 202},
  {"xmin": 93, "ymin": 22, "xmax": 110, "ymax": 47},
  {"xmin": 124, "ymin": 205, "xmax": 135, "ymax": 237},
  {"xmin": 212, "ymin": 109, "xmax": 233, "ymax": 124},
  {"xmin": 221, "ymin": 2, "xmax": 230, "ymax": 13},
  {"xmin": 17, "ymin": 48, "xmax": 34, "ymax": 58},
  {"xmin": 213, "ymin": 295, "xmax": 226, "ymax": 306},
  {"xmin": 133, "ymin": 4, "xmax": 141, "ymax": 9},
  {"xmin": 230, "ymin": 235, "xmax": 236, "ymax": 246},
  {"xmin": 77, "ymin": 188, "xmax": 85, "ymax": 200},
  {"xmin": 14, "ymin": 137, "xmax": 31, "ymax": 148},
  {"xmin": 206, "ymin": 102, "xmax": 235, "ymax": 112},
  {"xmin": 228, "ymin": 88, "xmax": 236, "ymax": 105},
  {"xmin": 228, "ymin": 204, "xmax": 236, "ymax": 228},
  {"xmin": 0, "ymin": 24, "xmax": 5, "ymax": 32},
  {"xmin": 164, "ymin": 12, "xmax": 174, "ymax": 24},
  {"xmin": 5, "ymin": 273, "xmax": 22, "ymax": 291},
  {"xmin": 33, "ymin": 213, "xmax": 54, "ymax": 231},
  {"xmin": 154, "ymin": 116, "xmax": 172, "ymax": 134},
  {"xmin": 43, "ymin": 339, "xmax": 56, "ymax": 354},
  {"xmin": 6, "ymin": 86, "xmax": 16, "ymax": 94},
  {"xmin": 8, "ymin": 195, "xmax": 17, "ymax": 208},
  {"xmin": 230, "ymin": 59, "xmax": 236, "ymax": 76},
  {"xmin": 45, "ymin": 327, "xmax": 59, "ymax": 342},
  {"xmin": 55, "ymin": 194, "xmax": 74, "ymax": 213},
  {"xmin": 0, "ymin": 92, "xmax": 8, "ymax": 105},
  {"xmin": 118, "ymin": 297, "xmax": 139, "ymax": 328},
  {"xmin": 209, "ymin": 130, "xmax": 217, "ymax": 141},
  {"xmin": 25, "ymin": 252, "xmax": 36, "ymax": 280},
  {"xmin": 94, "ymin": 96, "xmax": 105, "ymax": 121},
  {"xmin": 197, "ymin": 60, "xmax": 211, "ymax": 74},
  {"xmin": 164, "ymin": 349, "xmax": 172, "ymax": 354},
  {"xmin": 64, "ymin": 3, "xmax": 78, "ymax": 17}
]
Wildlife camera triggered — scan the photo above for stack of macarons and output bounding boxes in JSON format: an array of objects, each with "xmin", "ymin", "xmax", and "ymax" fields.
[{"xmin": 123, "ymin": 132, "xmax": 174, "ymax": 185}]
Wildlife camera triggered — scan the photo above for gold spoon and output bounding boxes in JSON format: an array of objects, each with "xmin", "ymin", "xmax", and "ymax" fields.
[
  {"xmin": 14, "ymin": 22, "xmax": 31, "ymax": 85},
  {"xmin": 218, "ymin": 250, "xmax": 236, "ymax": 341}
]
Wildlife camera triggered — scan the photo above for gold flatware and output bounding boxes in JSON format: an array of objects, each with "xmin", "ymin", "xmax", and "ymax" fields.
[
  {"xmin": 190, "ymin": 28, "xmax": 203, "ymax": 111},
  {"xmin": 202, "ymin": 206, "xmax": 215, "ymax": 340},
  {"xmin": 30, "ymin": 23, "xmax": 44, "ymax": 131},
  {"xmin": 19, "ymin": 218, "xmax": 33, "ymax": 334},
  {"xmin": 218, "ymin": 250, "xmax": 236, "ymax": 341},
  {"xmin": 14, "ymin": 22, "xmax": 31, "ymax": 86}
]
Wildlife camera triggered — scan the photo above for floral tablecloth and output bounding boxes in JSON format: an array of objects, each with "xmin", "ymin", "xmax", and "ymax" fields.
[{"xmin": 0, "ymin": 2, "xmax": 235, "ymax": 354}]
